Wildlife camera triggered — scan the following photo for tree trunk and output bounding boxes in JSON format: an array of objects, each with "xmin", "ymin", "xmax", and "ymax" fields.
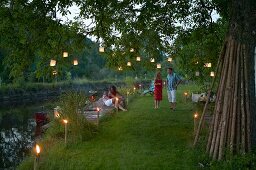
[{"xmin": 205, "ymin": 0, "xmax": 256, "ymax": 160}]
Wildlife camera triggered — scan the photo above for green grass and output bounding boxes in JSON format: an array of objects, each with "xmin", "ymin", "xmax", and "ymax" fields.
[{"xmin": 19, "ymin": 84, "xmax": 207, "ymax": 170}]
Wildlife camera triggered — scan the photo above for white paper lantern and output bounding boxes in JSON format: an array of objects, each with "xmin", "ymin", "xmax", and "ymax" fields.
[
  {"xmin": 136, "ymin": 56, "xmax": 141, "ymax": 61},
  {"xmin": 210, "ymin": 71, "xmax": 215, "ymax": 77},
  {"xmin": 99, "ymin": 47, "xmax": 105, "ymax": 52},
  {"xmin": 130, "ymin": 48, "xmax": 134, "ymax": 52},
  {"xmin": 50, "ymin": 59, "xmax": 56, "ymax": 67},
  {"xmin": 150, "ymin": 58, "xmax": 155, "ymax": 63},
  {"xmin": 73, "ymin": 59, "xmax": 78, "ymax": 66},
  {"xmin": 195, "ymin": 71, "xmax": 200, "ymax": 76},
  {"xmin": 63, "ymin": 51, "xmax": 68, "ymax": 58},
  {"xmin": 167, "ymin": 57, "xmax": 172, "ymax": 62},
  {"xmin": 204, "ymin": 63, "xmax": 212, "ymax": 68},
  {"xmin": 157, "ymin": 64, "xmax": 161, "ymax": 69},
  {"xmin": 127, "ymin": 61, "xmax": 131, "ymax": 66}
]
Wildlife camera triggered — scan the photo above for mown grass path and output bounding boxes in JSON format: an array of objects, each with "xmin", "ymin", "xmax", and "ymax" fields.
[{"xmin": 20, "ymin": 85, "xmax": 202, "ymax": 170}]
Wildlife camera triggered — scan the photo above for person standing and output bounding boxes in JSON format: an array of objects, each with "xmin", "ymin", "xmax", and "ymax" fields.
[
  {"xmin": 154, "ymin": 72, "xmax": 163, "ymax": 109},
  {"xmin": 166, "ymin": 67, "xmax": 182, "ymax": 111}
]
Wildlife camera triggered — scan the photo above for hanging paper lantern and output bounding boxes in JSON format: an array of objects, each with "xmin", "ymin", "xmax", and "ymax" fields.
[
  {"xmin": 136, "ymin": 56, "xmax": 141, "ymax": 61},
  {"xmin": 118, "ymin": 66, "xmax": 123, "ymax": 71},
  {"xmin": 150, "ymin": 58, "xmax": 155, "ymax": 62},
  {"xmin": 127, "ymin": 61, "xmax": 131, "ymax": 66},
  {"xmin": 210, "ymin": 71, "xmax": 215, "ymax": 77},
  {"xmin": 130, "ymin": 48, "xmax": 134, "ymax": 52},
  {"xmin": 73, "ymin": 59, "xmax": 78, "ymax": 66},
  {"xmin": 167, "ymin": 57, "xmax": 172, "ymax": 62},
  {"xmin": 204, "ymin": 63, "xmax": 212, "ymax": 68},
  {"xmin": 50, "ymin": 59, "xmax": 56, "ymax": 66},
  {"xmin": 195, "ymin": 71, "xmax": 200, "ymax": 76},
  {"xmin": 99, "ymin": 47, "xmax": 104, "ymax": 53},
  {"xmin": 157, "ymin": 64, "xmax": 161, "ymax": 69},
  {"xmin": 63, "ymin": 51, "xmax": 68, "ymax": 58}
]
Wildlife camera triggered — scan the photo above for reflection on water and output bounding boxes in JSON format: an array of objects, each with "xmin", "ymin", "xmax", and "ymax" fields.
[{"xmin": 0, "ymin": 107, "xmax": 39, "ymax": 169}]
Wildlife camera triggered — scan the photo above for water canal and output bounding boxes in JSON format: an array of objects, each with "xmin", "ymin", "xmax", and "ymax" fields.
[{"xmin": 0, "ymin": 103, "xmax": 54, "ymax": 169}]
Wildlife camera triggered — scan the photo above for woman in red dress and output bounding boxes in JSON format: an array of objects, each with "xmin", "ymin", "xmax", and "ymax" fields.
[{"xmin": 154, "ymin": 72, "xmax": 163, "ymax": 109}]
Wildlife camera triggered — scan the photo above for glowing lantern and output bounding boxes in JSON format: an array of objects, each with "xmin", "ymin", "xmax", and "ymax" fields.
[
  {"xmin": 73, "ymin": 59, "xmax": 78, "ymax": 66},
  {"xmin": 157, "ymin": 64, "xmax": 161, "ymax": 69},
  {"xmin": 210, "ymin": 71, "xmax": 215, "ymax": 77},
  {"xmin": 63, "ymin": 51, "xmax": 68, "ymax": 58},
  {"xmin": 50, "ymin": 59, "xmax": 56, "ymax": 67},
  {"xmin": 167, "ymin": 57, "xmax": 172, "ymax": 62},
  {"xmin": 127, "ymin": 61, "xmax": 131, "ymax": 66},
  {"xmin": 204, "ymin": 63, "xmax": 212, "ymax": 68},
  {"xmin": 117, "ymin": 66, "xmax": 123, "ymax": 71},
  {"xmin": 99, "ymin": 47, "xmax": 104, "ymax": 52},
  {"xmin": 136, "ymin": 56, "xmax": 141, "ymax": 61},
  {"xmin": 52, "ymin": 70, "xmax": 57, "ymax": 75},
  {"xmin": 130, "ymin": 48, "xmax": 134, "ymax": 52},
  {"xmin": 150, "ymin": 58, "xmax": 155, "ymax": 62}
]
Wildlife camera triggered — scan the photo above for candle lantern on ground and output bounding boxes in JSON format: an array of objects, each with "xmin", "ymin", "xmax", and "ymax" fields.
[
  {"xmin": 63, "ymin": 119, "xmax": 68, "ymax": 144},
  {"xmin": 194, "ymin": 112, "xmax": 199, "ymax": 135},
  {"xmin": 34, "ymin": 144, "xmax": 41, "ymax": 170},
  {"xmin": 54, "ymin": 106, "xmax": 60, "ymax": 118}
]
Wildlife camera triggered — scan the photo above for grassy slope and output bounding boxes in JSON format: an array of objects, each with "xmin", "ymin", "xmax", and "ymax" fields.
[{"xmin": 19, "ymin": 85, "xmax": 203, "ymax": 170}]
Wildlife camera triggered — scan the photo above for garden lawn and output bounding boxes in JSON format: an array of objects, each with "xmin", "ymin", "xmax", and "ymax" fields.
[{"xmin": 19, "ymin": 85, "xmax": 203, "ymax": 170}]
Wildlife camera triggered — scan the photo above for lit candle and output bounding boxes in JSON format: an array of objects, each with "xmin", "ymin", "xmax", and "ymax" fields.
[
  {"xmin": 63, "ymin": 119, "xmax": 68, "ymax": 144},
  {"xmin": 194, "ymin": 112, "xmax": 199, "ymax": 134},
  {"xmin": 96, "ymin": 107, "xmax": 100, "ymax": 126},
  {"xmin": 133, "ymin": 87, "xmax": 136, "ymax": 93},
  {"xmin": 126, "ymin": 91, "xmax": 129, "ymax": 106},
  {"xmin": 34, "ymin": 144, "xmax": 40, "ymax": 170},
  {"xmin": 54, "ymin": 107, "xmax": 60, "ymax": 118}
]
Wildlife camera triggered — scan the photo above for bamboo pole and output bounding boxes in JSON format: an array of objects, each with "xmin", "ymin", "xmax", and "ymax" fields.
[
  {"xmin": 209, "ymin": 39, "xmax": 231, "ymax": 157},
  {"xmin": 243, "ymin": 44, "xmax": 251, "ymax": 152},
  {"xmin": 193, "ymin": 39, "xmax": 227, "ymax": 147},
  {"xmin": 230, "ymin": 43, "xmax": 241, "ymax": 153},
  {"xmin": 218, "ymin": 38, "xmax": 235, "ymax": 160}
]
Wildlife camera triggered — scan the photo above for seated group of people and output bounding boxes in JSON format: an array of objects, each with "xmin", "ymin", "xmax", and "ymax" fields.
[{"xmin": 102, "ymin": 85, "xmax": 127, "ymax": 111}]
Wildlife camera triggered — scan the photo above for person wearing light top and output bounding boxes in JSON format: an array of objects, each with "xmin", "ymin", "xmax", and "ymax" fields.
[{"xmin": 166, "ymin": 67, "xmax": 182, "ymax": 111}]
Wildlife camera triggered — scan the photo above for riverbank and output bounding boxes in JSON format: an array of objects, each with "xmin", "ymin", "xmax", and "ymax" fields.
[{"xmin": 18, "ymin": 84, "xmax": 255, "ymax": 169}]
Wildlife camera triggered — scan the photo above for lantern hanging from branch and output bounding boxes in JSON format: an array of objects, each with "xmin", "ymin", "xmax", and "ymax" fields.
[
  {"xmin": 130, "ymin": 48, "xmax": 134, "ymax": 52},
  {"xmin": 50, "ymin": 59, "xmax": 56, "ymax": 67},
  {"xmin": 210, "ymin": 71, "xmax": 215, "ymax": 77},
  {"xmin": 73, "ymin": 59, "xmax": 78, "ymax": 66},
  {"xmin": 63, "ymin": 51, "xmax": 68, "ymax": 58},
  {"xmin": 99, "ymin": 47, "xmax": 104, "ymax": 53},
  {"xmin": 127, "ymin": 61, "xmax": 131, "ymax": 66},
  {"xmin": 167, "ymin": 57, "xmax": 172, "ymax": 62},
  {"xmin": 204, "ymin": 63, "xmax": 212, "ymax": 68},
  {"xmin": 195, "ymin": 71, "xmax": 200, "ymax": 76},
  {"xmin": 150, "ymin": 58, "xmax": 155, "ymax": 63},
  {"xmin": 157, "ymin": 64, "xmax": 161, "ymax": 69},
  {"xmin": 136, "ymin": 56, "xmax": 141, "ymax": 61}
]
